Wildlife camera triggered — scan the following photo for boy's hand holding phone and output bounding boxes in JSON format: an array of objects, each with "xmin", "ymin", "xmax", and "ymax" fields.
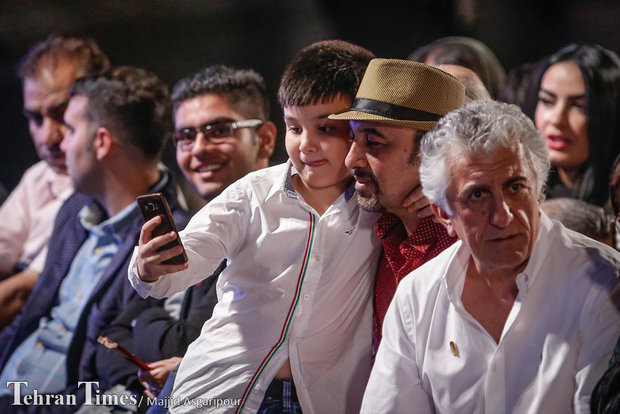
[
  {"xmin": 137, "ymin": 217, "xmax": 188, "ymax": 282},
  {"xmin": 136, "ymin": 193, "xmax": 188, "ymax": 282}
]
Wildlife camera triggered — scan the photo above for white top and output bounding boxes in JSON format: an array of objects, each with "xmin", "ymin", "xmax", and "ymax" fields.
[
  {"xmin": 362, "ymin": 212, "xmax": 620, "ymax": 414},
  {"xmin": 128, "ymin": 162, "xmax": 381, "ymax": 413},
  {"xmin": 0, "ymin": 161, "xmax": 73, "ymax": 274}
]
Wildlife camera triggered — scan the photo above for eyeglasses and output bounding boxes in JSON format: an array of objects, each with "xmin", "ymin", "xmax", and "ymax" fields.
[{"xmin": 172, "ymin": 119, "xmax": 263, "ymax": 151}]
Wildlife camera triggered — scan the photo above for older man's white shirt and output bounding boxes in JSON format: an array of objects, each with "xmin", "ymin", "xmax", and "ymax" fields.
[{"xmin": 362, "ymin": 212, "xmax": 620, "ymax": 414}]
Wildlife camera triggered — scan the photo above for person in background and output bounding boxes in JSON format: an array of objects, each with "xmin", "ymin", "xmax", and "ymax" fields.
[
  {"xmin": 523, "ymin": 43, "xmax": 620, "ymax": 207},
  {"xmin": 0, "ymin": 35, "xmax": 110, "ymax": 329},
  {"xmin": 540, "ymin": 197, "xmax": 614, "ymax": 247},
  {"xmin": 408, "ymin": 36, "xmax": 506, "ymax": 98},
  {"xmin": 497, "ymin": 62, "xmax": 534, "ymax": 108},
  {"xmin": 0, "ymin": 66, "xmax": 187, "ymax": 413},
  {"xmin": 434, "ymin": 64, "xmax": 491, "ymax": 101},
  {"xmin": 361, "ymin": 100, "xmax": 620, "ymax": 413}
]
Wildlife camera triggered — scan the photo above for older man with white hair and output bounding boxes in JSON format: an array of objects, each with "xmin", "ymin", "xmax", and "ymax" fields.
[{"xmin": 361, "ymin": 100, "xmax": 620, "ymax": 413}]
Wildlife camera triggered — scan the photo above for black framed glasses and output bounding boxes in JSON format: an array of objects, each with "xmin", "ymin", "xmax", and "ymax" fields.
[{"xmin": 172, "ymin": 118, "xmax": 263, "ymax": 151}]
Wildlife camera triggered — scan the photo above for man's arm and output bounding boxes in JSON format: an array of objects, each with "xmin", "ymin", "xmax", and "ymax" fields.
[
  {"xmin": 0, "ymin": 269, "xmax": 39, "ymax": 329},
  {"xmin": 361, "ymin": 287, "xmax": 435, "ymax": 414},
  {"xmin": 0, "ymin": 178, "xmax": 31, "ymax": 275}
]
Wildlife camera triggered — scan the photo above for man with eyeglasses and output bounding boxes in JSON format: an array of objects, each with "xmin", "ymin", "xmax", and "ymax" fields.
[
  {"xmin": 93, "ymin": 65, "xmax": 276, "ymax": 410},
  {"xmin": 0, "ymin": 35, "xmax": 110, "ymax": 329},
  {"xmin": 171, "ymin": 66, "xmax": 276, "ymax": 204}
]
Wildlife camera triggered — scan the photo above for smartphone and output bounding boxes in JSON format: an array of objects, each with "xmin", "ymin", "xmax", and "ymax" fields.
[
  {"xmin": 137, "ymin": 192, "xmax": 188, "ymax": 265},
  {"xmin": 97, "ymin": 336, "xmax": 151, "ymax": 371}
]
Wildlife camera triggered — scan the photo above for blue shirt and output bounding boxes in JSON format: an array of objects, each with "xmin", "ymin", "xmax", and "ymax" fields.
[{"xmin": 0, "ymin": 200, "xmax": 142, "ymax": 397}]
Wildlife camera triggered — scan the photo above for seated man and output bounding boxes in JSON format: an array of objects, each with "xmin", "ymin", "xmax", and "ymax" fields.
[
  {"xmin": 0, "ymin": 66, "xmax": 188, "ymax": 412},
  {"xmin": 362, "ymin": 100, "xmax": 620, "ymax": 413},
  {"xmin": 0, "ymin": 35, "xmax": 110, "ymax": 329},
  {"xmin": 95, "ymin": 65, "xmax": 276, "ymax": 399}
]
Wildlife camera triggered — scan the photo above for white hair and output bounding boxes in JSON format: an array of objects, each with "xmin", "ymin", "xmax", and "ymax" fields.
[{"xmin": 420, "ymin": 100, "xmax": 550, "ymax": 216}]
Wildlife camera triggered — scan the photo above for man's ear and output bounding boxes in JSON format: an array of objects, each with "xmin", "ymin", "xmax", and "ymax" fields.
[
  {"xmin": 256, "ymin": 121, "xmax": 277, "ymax": 161},
  {"xmin": 430, "ymin": 202, "xmax": 457, "ymax": 237},
  {"xmin": 93, "ymin": 127, "xmax": 114, "ymax": 161}
]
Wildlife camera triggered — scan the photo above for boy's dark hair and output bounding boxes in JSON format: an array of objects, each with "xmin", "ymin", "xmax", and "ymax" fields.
[
  {"xmin": 17, "ymin": 34, "xmax": 110, "ymax": 80},
  {"xmin": 278, "ymin": 40, "xmax": 375, "ymax": 107},
  {"xmin": 70, "ymin": 66, "xmax": 171, "ymax": 160},
  {"xmin": 171, "ymin": 65, "xmax": 270, "ymax": 122}
]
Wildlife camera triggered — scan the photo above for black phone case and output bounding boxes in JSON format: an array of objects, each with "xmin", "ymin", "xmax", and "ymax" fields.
[{"xmin": 136, "ymin": 193, "xmax": 188, "ymax": 265}]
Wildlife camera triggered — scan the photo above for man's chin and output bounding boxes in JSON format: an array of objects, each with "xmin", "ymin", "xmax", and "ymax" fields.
[
  {"xmin": 196, "ymin": 182, "xmax": 226, "ymax": 202},
  {"xmin": 44, "ymin": 156, "xmax": 68, "ymax": 174},
  {"xmin": 51, "ymin": 164, "xmax": 68, "ymax": 175},
  {"xmin": 355, "ymin": 192, "xmax": 385, "ymax": 212}
]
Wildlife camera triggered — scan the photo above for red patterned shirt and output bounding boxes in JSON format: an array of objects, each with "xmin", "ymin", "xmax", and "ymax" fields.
[{"xmin": 373, "ymin": 213, "xmax": 457, "ymax": 345}]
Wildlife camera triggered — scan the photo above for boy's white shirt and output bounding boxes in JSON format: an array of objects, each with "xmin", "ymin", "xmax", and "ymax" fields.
[{"xmin": 128, "ymin": 161, "xmax": 381, "ymax": 413}]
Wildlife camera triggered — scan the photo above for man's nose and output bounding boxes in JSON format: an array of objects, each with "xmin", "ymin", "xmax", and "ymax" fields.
[
  {"xmin": 345, "ymin": 141, "xmax": 367, "ymax": 170},
  {"xmin": 490, "ymin": 194, "xmax": 514, "ymax": 228},
  {"xmin": 41, "ymin": 117, "xmax": 65, "ymax": 147},
  {"xmin": 191, "ymin": 132, "xmax": 218, "ymax": 156}
]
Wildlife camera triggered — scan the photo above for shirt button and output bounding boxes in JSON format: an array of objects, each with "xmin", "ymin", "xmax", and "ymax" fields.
[
  {"xmin": 491, "ymin": 364, "xmax": 497, "ymax": 372},
  {"xmin": 304, "ymin": 295, "xmax": 310, "ymax": 300},
  {"xmin": 314, "ymin": 255, "xmax": 320, "ymax": 262}
]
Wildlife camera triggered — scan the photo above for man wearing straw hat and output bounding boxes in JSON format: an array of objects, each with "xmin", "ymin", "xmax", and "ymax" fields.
[{"xmin": 330, "ymin": 58, "xmax": 466, "ymax": 346}]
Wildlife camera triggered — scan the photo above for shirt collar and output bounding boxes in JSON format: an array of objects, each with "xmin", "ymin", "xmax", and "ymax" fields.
[
  {"xmin": 283, "ymin": 160, "xmax": 299, "ymax": 200},
  {"xmin": 47, "ymin": 169, "xmax": 73, "ymax": 199},
  {"xmin": 282, "ymin": 159, "xmax": 356, "ymax": 205},
  {"xmin": 77, "ymin": 169, "xmax": 171, "ymax": 242},
  {"xmin": 78, "ymin": 200, "xmax": 140, "ymax": 244}
]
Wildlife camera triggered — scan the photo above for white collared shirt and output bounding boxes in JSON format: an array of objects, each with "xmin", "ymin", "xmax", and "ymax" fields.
[
  {"xmin": 0, "ymin": 161, "xmax": 73, "ymax": 274},
  {"xmin": 128, "ymin": 162, "xmax": 381, "ymax": 413},
  {"xmin": 362, "ymin": 212, "xmax": 620, "ymax": 414}
]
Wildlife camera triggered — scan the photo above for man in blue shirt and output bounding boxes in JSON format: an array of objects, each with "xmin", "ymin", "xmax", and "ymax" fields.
[{"xmin": 0, "ymin": 66, "xmax": 188, "ymax": 412}]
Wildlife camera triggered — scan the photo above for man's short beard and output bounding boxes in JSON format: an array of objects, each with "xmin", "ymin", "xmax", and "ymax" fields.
[{"xmin": 355, "ymin": 191, "xmax": 385, "ymax": 212}]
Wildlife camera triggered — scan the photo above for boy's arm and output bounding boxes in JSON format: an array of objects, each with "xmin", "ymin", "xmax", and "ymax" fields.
[{"xmin": 129, "ymin": 181, "xmax": 250, "ymax": 299}]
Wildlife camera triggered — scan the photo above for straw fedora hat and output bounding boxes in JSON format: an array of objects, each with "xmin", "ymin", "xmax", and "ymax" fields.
[{"xmin": 330, "ymin": 58, "xmax": 465, "ymax": 130}]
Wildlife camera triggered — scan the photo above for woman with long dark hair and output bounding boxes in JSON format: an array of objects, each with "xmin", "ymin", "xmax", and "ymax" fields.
[{"xmin": 523, "ymin": 44, "xmax": 620, "ymax": 207}]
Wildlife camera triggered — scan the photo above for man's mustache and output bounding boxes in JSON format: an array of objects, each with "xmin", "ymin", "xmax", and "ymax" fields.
[
  {"xmin": 45, "ymin": 143, "xmax": 63, "ymax": 153},
  {"xmin": 352, "ymin": 167, "xmax": 376, "ymax": 181}
]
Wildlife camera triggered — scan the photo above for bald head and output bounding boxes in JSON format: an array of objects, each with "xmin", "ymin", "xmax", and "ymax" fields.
[{"xmin": 435, "ymin": 64, "xmax": 491, "ymax": 102}]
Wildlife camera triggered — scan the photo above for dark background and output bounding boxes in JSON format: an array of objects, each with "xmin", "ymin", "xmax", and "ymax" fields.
[{"xmin": 1, "ymin": 0, "xmax": 618, "ymax": 194}]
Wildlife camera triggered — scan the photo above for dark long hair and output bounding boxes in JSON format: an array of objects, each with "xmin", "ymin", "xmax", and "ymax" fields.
[{"xmin": 523, "ymin": 44, "xmax": 620, "ymax": 206}]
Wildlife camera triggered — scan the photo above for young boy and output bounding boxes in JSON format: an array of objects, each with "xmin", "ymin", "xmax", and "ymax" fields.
[{"xmin": 128, "ymin": 40, "xmax": 378, "ymax": 413}]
